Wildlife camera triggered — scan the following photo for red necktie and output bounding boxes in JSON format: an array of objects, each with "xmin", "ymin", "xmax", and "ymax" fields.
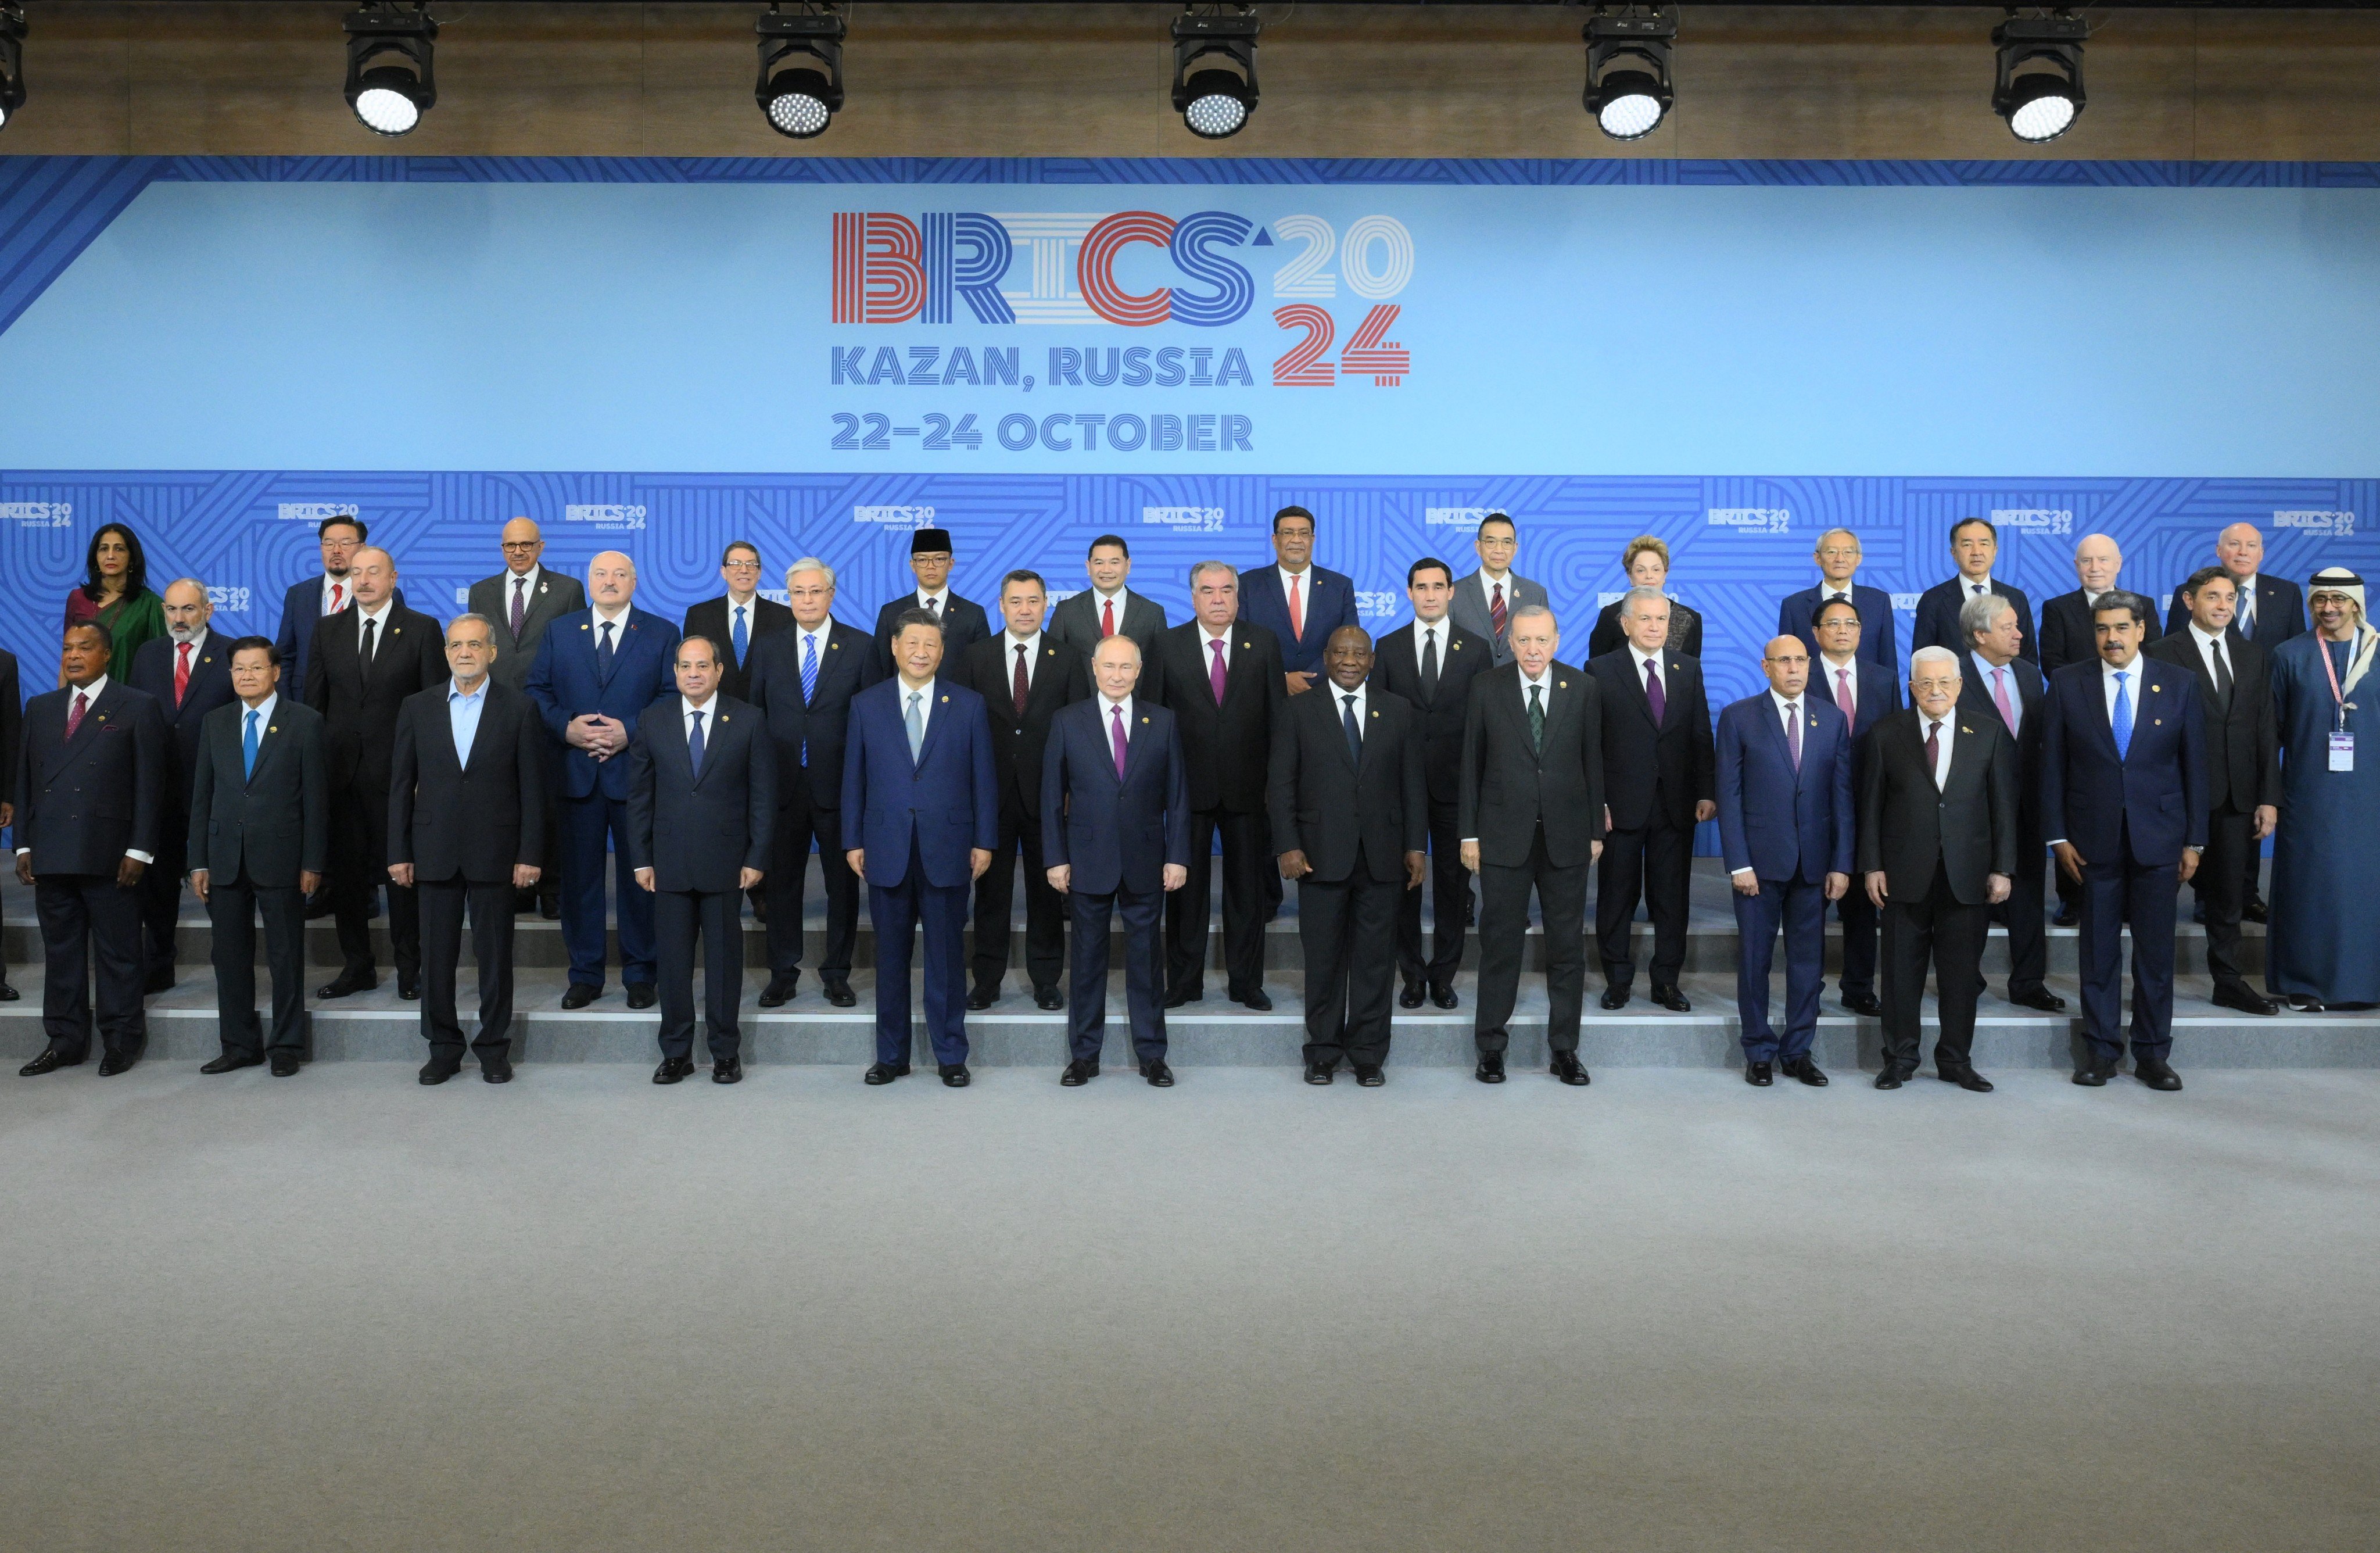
[
  {"xmin": 175, "ymin": 642, "xmax": 192, "ymax": 706},
  {"xmin": 1101, "ymin": 597, "xmax": 1116, "ymax": 638},
  {"xmin": 64, "ymin": 690, "xmax": 88, "ymax": 740},
  {"xmin": 329, "ymin": 581, "xmax": 345, "ymax": 613},
  {"xmin": 1012, "ymin": 644, "xmax": 1029, "ymax": 716},
  {"xmin": 1286, "ymin": 574, "xmax": 1303, "ymax": 641},
  {"xmin": 1489, "ymin": 582, "xmax": 1507, "ymax": 640}
]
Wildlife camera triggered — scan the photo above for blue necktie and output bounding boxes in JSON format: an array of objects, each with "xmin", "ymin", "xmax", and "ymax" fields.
[
  {"xmin": 732, "ymin": 605, "xmax": 748, "ymax": 667},
  {"xmin": 799, "ymin": 634, "xmax": 819, "ymax": 766},
  {"xmin": 688, "ymin": 709, "xmax": 705, "ymax": 779},
  {"xmin": 242, "ymin": 708, "xmax": 259, "ymax": 780},
  {"xmin": 596, "ymin": 620, "xmax": 616, "ymax": 682},
  {"xmin": 2112, "ymin": 670, "xmax": 2133, "ymax": 760}
]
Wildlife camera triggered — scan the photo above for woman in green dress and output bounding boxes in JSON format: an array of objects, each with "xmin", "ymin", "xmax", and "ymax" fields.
[{"xmin": 60, "ymin": 523, "xmax": 167, "ymax": 685}]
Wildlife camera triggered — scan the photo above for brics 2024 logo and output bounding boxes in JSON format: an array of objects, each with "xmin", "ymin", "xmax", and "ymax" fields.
[{"xmin": 832, "ymin": 210, "xmax": 1413, "ymax": 388}]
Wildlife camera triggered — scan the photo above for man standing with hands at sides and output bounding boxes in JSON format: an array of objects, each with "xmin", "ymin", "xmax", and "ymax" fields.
[
  {"xmin": 15, "ymin": 622, "xmax": 170, "ymax": 1078},
  {"xmin": 843, "ymin": 611, "xmax": 998, "ymax": 1088},
  {"xmin": 953, "ymin": 569, "xmax": 1089, "ymax": 1011},
  {"xmin": 1236, "ymin": 506, "xmax": 1357, "ymax": 696},
  {"xmin": 2146, "ymin": 568, "xmax": 2281, "ymax": 1016},
  {"xmin": 2264, "ymin": 569, "xmax": 2380, "ymax": 1011},
  {"xmin": 1959, "ymin": 591, "xmax": 2064, "ymax": 1014},
  {"xmin": 870, "ymin": 528, "xmax": 989, "ymax": 679},
  {"xmin": 629, "ymin": 637, "xmax": 773, "ymax": 1086},
  {"xmin": 527, "ymin": 550, "xmax": 677, "ymax": 1012},
  {"xmin": 1858, "ymin": 647, "xmax": 2018, "ymax": 1092},
  {"xmin": 1271, "ymin": 628, "xmax": 1427, "ymax": 1086},
  {"xmin": 1805, "ymin": 597, "xmax": 1898, "ymax": 1015},
  {"xmin": 2037, "ymin": 533, "xmax": 2153, "ymax": 926},
  {"xmin": 189, "ymin": 639, "xmax": 327, "ymax": 1077},
  {"xmin": 1912, "ymin": 517, "xmax": 2037, "ymax": 663},
  {"xmin": 1044, "ymin": 636, "xmax": 1191, "ymax": 1087},
  {"xmin": 468, "ymin": 517, "xmax": 582, "ymax": 919},
  {"xmin": 1369, "ymin": 557, "xmax": 1493, "ymax": 1010},
  {"xmin": 2042, "ymin": 593, "xmax": 2206, "ymax": 1090},
  {"xmin": 1717, "ymin": 638, "xmax": 1853, "ymax": 1087},
  {"xmin": 127, "ymin": 578, "xmax": 234, "ymax": 993},
  {"xmin": 1451, "ymin": 513, "xmax": 1547, "ymax": 667},
  {"xmin": 1147, "ymin": 562, "xmax": 1288, "ymax": 1010},
  {"xmin": 1459, "ymin": 605, "xmax": 1604, "ymax": 1085},
  {"xmin": 682, "ymin": 539, "xmax": 788, "ymax": 706},
  {"xmin": 1777, "ymin": 528, "xmax": 1897, "ymax": 674},
  {"xmin": 1590, "ymin": 587, "xmax": 1716, "ymax": 1013},
  {"xmin": 389, "ymin": 616, "xmax": 548, "ymax": 1085},
  {"xmin": 306, "ymin": 546, "xmax": 446, "ymax": 1003},
  {"xmin": 745, "ymin": 559, "xmax": 878, "ymax": 1010},
  {"xmin": 0, "ymin": 640, "xmax": 20, "ymax": 1002},
  {"xmin": 275, "ymin": 514, "xmax": 392, "ymax": 710},
  {"xmin": 1047, "ymin": 534, "xmax": 1168, "ymax": 660}
]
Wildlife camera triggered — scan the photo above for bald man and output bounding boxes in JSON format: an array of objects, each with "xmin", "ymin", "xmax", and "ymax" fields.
[
  {"xmin": 468, "ymin": 517, "xmax": 584, "ymax": 915},
  {"xmin": 2040, "ymin": 534, "xmax": 2159, "ymax": 674}
]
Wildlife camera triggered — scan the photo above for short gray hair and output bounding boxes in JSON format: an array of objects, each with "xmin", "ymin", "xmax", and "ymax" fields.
[
  {"xmin": 1188, "ymin": 560, "xmax": 1239, "ymax": 589},
  {"xmin": 1910, "ymin": 646, "xmax": 1962, "ymax": 673},
  {"xmin": 1619, "ymin": 585, "xmax": 1669, "ymax": 619},
  {"xmin": 784, "ymin": 556, "xmax": 837, "ymax": 591},
  {"xmin": 1958, "ymin": 589, "xmax": 2013, "ymax": 643},
  {"xmin": 447, "ymin": 612, "xmax": 497, "ymax": 646},
  {"xmin": 1091, "ymin": 634, "xmax": 1143, "ymax": 664},
  {"xmin": 162, "ymin": 576, "xmax": 210, "ymax": 602}
]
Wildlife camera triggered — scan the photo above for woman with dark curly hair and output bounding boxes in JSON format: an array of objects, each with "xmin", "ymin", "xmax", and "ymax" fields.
[
  {"xmin": 60, "ymin": 523, "xmax": 167, "ymax": 686},
  {"xmin": 1587, "ymin": 535, "xmax": 1704, "ymax": 659}
]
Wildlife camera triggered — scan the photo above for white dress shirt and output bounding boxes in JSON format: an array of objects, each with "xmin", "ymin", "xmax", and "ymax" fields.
[
  {"xmin": 2098, "ymin": 654, "xmax": 2142, "ymax": 725},
  {"xmin": 1768, "ymin": 688, "xmax": 1805, "ymax": 743},
  {"xmin": 1918, "ymin": 711, "xmax": 1955, "ymax": 790},
  {"xmin": 1196, "ymin": 623, "xmax": 1235, "ymax": 674},
  {"xmin": 2189, "ymin": 624, "xmax": 2234, "ymax": 685},
  {"xmin": 24, "ymin": 675, "xmax": 152, "ymax": 862},
  {"xmin": 1960, "ymin": 571, "xmax": 1996, "ymax": 599},
  {"xmin": 1478, "ymin": 570, "xmax": 1515, "ymax": 612},
  {"xmin": 353, "ymin": 599, "xmax": 392, "ymax": 651},
  {"xmin": 915, "ymin": 588, "xmax": 952, "ymax": 617},
  {"xmin": 502, "ymin": 565, "xmax": 544, "ymax": 618},
  {"xmin": 894, "ymin": 677, "xmax": 936, "ymax": 743},
  {"xmin": 1970, "ymin": 651, "xmax": 2023, "ymax": 736},
  {"xmin": 170, "ymin": 627, "xmax": 212, "ymax": 660},
  {"xmin": 1002, "ymin": 631, "xmax": 1042, "ymax": 692},
  {"xmin": 242, "ymin": 691, "xmax": 280, "ymax": 731},
  {"xmin": 1099, "ymin": 692, "xmax": 1135, "ymax": 735},
  {"xmin": 1331, "ymin": 680, "xmax": 1370, "ymax": 735},
  {"xmin": 1819, "ymin": 652, "xmax": 1861, "ymax": 722},
  {"xmin": 2234, "ymin": 575, "xmax": 2260, "ymax": 631},
  {"xmin": 318, "ymin": 572, "xmax": 355, "ymax": 616},
  {"xmin": 681, "ymin": 693, "xmax": 719, "ymax": 749},
  {"xmin": 1278, "ymin": 564, "xmax": 1313, "ymax": 620},
  {"xmin": 1411, "ymin": 617, "xmax": 1451, "ymax": 666},
  {"xmin": 1633, "ymin": 646, "xmax": 1665, "ymax": 702}
]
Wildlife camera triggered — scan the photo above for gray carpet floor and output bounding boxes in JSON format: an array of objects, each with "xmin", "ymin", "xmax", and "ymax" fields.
[{"xmin": 4, "ymin": 1063, "xmax": 2376, "ymax": 1552}]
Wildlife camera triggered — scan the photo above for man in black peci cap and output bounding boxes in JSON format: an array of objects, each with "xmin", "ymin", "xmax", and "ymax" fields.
[{"xmin": 870, "ymin": 527, "xmax": 991, "ymax": 679}]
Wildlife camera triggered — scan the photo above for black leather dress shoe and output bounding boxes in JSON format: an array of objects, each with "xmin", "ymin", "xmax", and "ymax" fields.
[
  {"xmin": 1475, "ymin": 1051, "xmax": 1506, "ymax": 1083},
  {"xmin": 940, "ymin": 1063, "xmax": 969, "ymax": 1087},
  {"xmin": 2052, "ymin": 904, "xmax": 2080, "ymax": 928},
  {"xmin": 1353, "ymin": 1065, "xmax": 1385, "ymax": 1087},
  {"xmin": 2285, "ymin": 993, "xmax": 2327, "ymax": 1012},
  {"xmin": 1034, "ymin": 986, "xmax": 1064, "ymax": 1011},
  {"xmin": 305, "ymin": 896, "xmax": 335, "ymax": 919},
  {"xmin": 2242, "ymin": 898, "xmax": 2269, "ymax": 924},
  {"xmin": 560, "ymin": 983, "xmax": 600, "ymax": 1010},
  {"xmin": 201, "ymin": 1051, "xmax": 263, "ymax": 1074},
  {"xmin": 2134, "ymin": 1057, "xmax": 2183, "ymax": 1092},
  {"xmin": 1399, "ymin": 983, "xmax": 1426, "ymax": 1010},
  {"xmin": 539, "ymin": 898, "xmax": 561, "ymax": 921},
  {"xmin": 2071, "ymin": 1061, "xmax": 2114, "ymax": 1087},
  {"xmin": 1164, "ymin": 986, "xmax": 1199, "ymax": 1009},
  {"xmin": 269, "ymin": 1051, "xmax": 301, "ymax": 1078},
  {"xmin": 315, "ymin": 973, "xmax": 377, "ymax": 1000},
  {"xmin": 1873, "ymin": 1067, "xmax": 1909, "ymax": 1090},
  {"xmin": 714, "ymin": 1057, "xmax": 743, "ymax": 1085},
  {"xmin": 1304, "ymin": 1059, "xmax": 1335, "ymax": 1085},
  {"xmin": 653, "ymin": 1057, "xmax": 696, "ymax": 1085},
  {"xmin": 1141, "ymin": 1060, "xmax": 1175, "ymax": 1087},
  {"xmin": 822, "ymin": 979, "xmax": 858, "ymax": 1008},
  {"xmin": 419, "ymin": 1060, "xmax": 460, "ymax": 1085},
  {"xmin": 1649, "ymin": 985, "xmax": 1691, "ymax": 1013},
  {"xmin": 2007, "ymin": 986, "xmax": 2067, "ymax": 1012},
  {"xmin": 96, "ymin": 1051, "xmax": 137, "ymax": 1076},
  {"xmin": 1060, "ymin": 1059, "xmax": 1098, "ymax": 1086},
  {"xmin": 966, "ymin": 985, "xmax": 998, "ymax": 1011},
  {"xmin": 1745, "ymin": 1060, "xmax": 1775, "ymax": 1087},
  {"xmin": 1783, "ymin": 1055, "xmax": 1829, "ymax": 1087},
  {"xmin": 1429, "ymin": 983, "xmax": 1459, "ymax": 1010},
  {"xmin": 757, "ymin": 978, "xmax": 797, "ymax": 1008},
  {"xmin": 1550, "ymin": 1050, "xmax": 1590, "ymax": 1086},
  {"xmin": 1840, "ymin": 990, "xmax": 1883, "ymax": 1017},
  {"xmin": 2212, "ymin": 983, "xmax": 2281, "ymax": 1016},
  {"xmin": 481, "ymin": 1056, "xmax": 513, "ymax": 1083},
  {"xmin": 19, "ymin": 1049, "xmax": 80, "ymax": 1077},
  {"xmin": 624, "ymin": 982, "xmax": 658, "ymax": 1010},
  {"xmin": 397, "ymin": 975, "xmax": 420, "ymax": 1001},
  {"xmin": 0, "ymin": 980, "xmax": 18, "ymax": 1001},
  {"xmin": 1938, "ymin": 1065, "xmax": 1995, "ymax": 1093},
  {"xmin": 143, "ymin": 969, "xmax": 175, "ymax": 995},
  {"xmin": 1236, "ymin": 987, "xmax": 1273, "ymax": 1012},
  {"xmin": 863, "ymin": 1061, "xmax": 909, "ymax": 1085},
  {"xmin": 1600, "ymin": 986, "xmax": 1630, "ymax": 1011}
]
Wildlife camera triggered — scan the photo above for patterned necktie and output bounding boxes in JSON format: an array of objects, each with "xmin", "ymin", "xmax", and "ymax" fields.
[
  {"xmin": 1925, "ymin": 720, "xmax": 1942, "ymax": 784},
  {"xmin": 1643, "ymin": 657, "xmax": 1666, "ymax": 723},
  {"xmin": 798, "ymin": 633, "xmax": 819, "ymax": 768},
  {"xmin": 1209, "ymin": 638, "xmax": 1227, "ymax": 704},
  {"xmin": 242, "ymin": 708, "xmax": 260, "ymax": 780},
  {"xmin": 1786, "ymin": 702, "xmax": 1801, "ymax": 771},
  {"xmin": 1101, "ymin": 597, "xmax": 1116, "ymax": 639},
  {"xmin": 732, "ymin": 605, "xmax": 748, "ymax": 667},
  {"xmin": 2239, "ymin": 587, "xmax": 2256, "ymax": 640},
  {"xmin": 360, "ymin": 616, "xmax": 377, "ymax": 672},
  {"xmin": 905, "ymin": 691, "xmax": 925, "ymax": 761},
  {"xmin": 687, "ymin": 708, "xmax": 705, "ymax": 779},
  {"xmin": 511, "ymin": 577, "xmax": 526, "ymax": 638},
  {"xmin": 1489, "ymin": 582, "xmax": 1507, "ymax": 642},
  {"xmin": 1012, "ymin": 643, "xmax": 1030, "ymax": 715},
  {"xmin": 1287, "ymin": 573, "xmax": 1303, "ymax": 642},
  {"xmin": 1991, "ymin": 667, "xmax": 2017, "ymax": 732},
  {"xmin": 64, "ymin": 690, "xmax": 88, "ymax": 741},
  {"xmin": 1342, "ymin": 693, "xmax": 1362, "ymax": 763},
  {"xmin": 175, "ymin": 642, "xmax": 192, "ymax": 706},
  {"xmin": 1110, "ymin": 704, "xmax": 1128, "ymax": 777},
  {"xmin": 596, "ymin": 620, "xmax": 615, "ymax": 681},
  {"xmin": 1527, "ymin": 682, "xmax": 1544, "ymax": 752},
  {"xmin": 1836, "ymin": 665, "xmax": 1854, "ymax": 727},
  {"xmin": 1421, "ymin": 627, "xmax": 1439, "ymax": 702},
  {"xmin": 2112, "ymin": 670, "xmax": 2134, "ymax": 759}
]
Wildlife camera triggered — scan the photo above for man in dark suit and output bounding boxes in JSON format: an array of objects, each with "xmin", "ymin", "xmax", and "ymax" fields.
[
  {"xmin": 188, "ymin": 637, "xmax": 327, "ymax": 1077},
  {"xmin": 389, "ymin": 615, "xmax": 549, "ymax": 1085},
  {"xmin": 745, "ymin": 557, "xmax": 879, "ymax": 1010},
  {"xmin": 1235, "ymin": 506, "xmax": 1359, "ymax": 696},
  {"xmin": 951, "ymin": 568, "xmax": 1090, "ymax": 1011},
  {"xmin": 274, "ymin": 513, "xmax": 401, "ymax": 705},
  {"xmin": 0, "ymin": 643, "xmax": 21, "ymax": 1003},
  {"xmin": 2040, "ymin": 533, "xmax": 2160, "ymax": 673},
  {"xmin": 1777, "ymin": 526, "xmax": 1898, "ymax": 676},
  {"xmin": 682, "ymin": 538, "xmax": 790, "ymax": 705},
  {"xmin": 1589, "ymin": 588, "xmax": 1716, "ymax": 1012},
  {"xmin": 2146, "ymin": 567, "xmax": 2282, "ymax": 1017},
  {"xmin": 1458, "ymin": 604, "xmax": 1605, "ymax": 1085},
  {"xmin": 467, "ymin": 516, "xmax": 585, "ymax": 918},
  {"xmin": 1912, "ymin": 516, "xmax": 2037, "ymax": 664},
  {"xmin": 526, "ymin": 550, "xmax": 678, "ymax": 1011},
  {"xmin": 1043, "ymin": 635, "xmax": 1191, "ymax": 1087},
  {"xmin": 1717, "ymin": 636, "xmax": 1855, "ymax": 1087},
  {"xmin": 1271, "ymin": 628, "xmax": 1427, "ymax": 1085},
  {"xmin": 844, "ymin": 609, "xmax": 999, "ymax": 1088},
  {"xmin": 1805, "ymin": 595, "xmax": 1899, "ymax": 1015},
  {"xmin": 629, "ymin": 636, "xmax": 774, "ymax": 1086},
  {"xmin": 1858, "ymin": 647, "xmax": 2019, "ymax": 1092},
  {"xmin": 1449, "ymin": 513, "xmax": 1548, "ymax": 668},
  {"xmin": 1046, "ymin": 533, "xmax": 1169, "ymax": 661},
  {"xmin": 1146, "ymin": 562, "xmax": 1289, "ymax": 1010},
  {"xmin": 1957, "ymin": 590, "xmax": 2065, "ymax": 1013},
  {"xmin": 13, "ymin": 622, "xmax": 171, "ymax": 1077},
  {"xmin": 2043, "ymin": 592, "xmax": 2207, "ymax": 1091},
  {"xmin": 126, "ymin": 578, "xmax": 235, "ymax": 992},
  {"xmin": 305, "ymin": 546, "xmax": 447, "ymax": 1001},
  {"xmin": 1368, "ymin": 557, "xmax": 1493, "ymax": 1008},
  {"xmin": 870, "ymin": 527, "xmax": 990, "ymax": 679}
]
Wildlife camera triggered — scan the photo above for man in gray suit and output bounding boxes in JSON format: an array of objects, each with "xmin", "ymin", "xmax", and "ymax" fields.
[
  {"xmin": 1449, "ymin": 512, "xmax": 1550, "ymax": 667},
  {"xmin": 188, "ymin": 637, "xmax": 328, "ymax": 1077},
  {"xmin": 1046, "ymin": 533, "xmax": 1169, "ymax": 661},
  {"xmin": 467, "ymin": 517, "xmax": 583, "ymax": 917}
]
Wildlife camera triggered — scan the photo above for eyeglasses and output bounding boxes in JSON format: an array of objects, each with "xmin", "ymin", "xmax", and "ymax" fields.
[
  {"xmin": 723, "ymin": 559, "xmax": 762, "ymax": 571},
  {"xmin": 500, "ymin": 541, "xmax": 540, "ymax": 551}
]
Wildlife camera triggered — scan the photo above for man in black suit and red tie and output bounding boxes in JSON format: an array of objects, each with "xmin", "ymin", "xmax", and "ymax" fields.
[
  {"xmin": 15, "ymin": 622, "xmax": 172, "ymax": 1077},
  {"xmin": 126, "ymin": 578, "xmax": 235, "ymax": 994},
  {"xmin": 1911, "ymin": 516, "xmax": 2037, "ymax": 664},
  {"xmin": 1804, "ymin": 595, "xmax": 1899, "ymax": 1015}
]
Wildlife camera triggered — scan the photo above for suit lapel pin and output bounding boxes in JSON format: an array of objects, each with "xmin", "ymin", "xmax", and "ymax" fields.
[
  {"xmin": 831, "ymin": 642, "xmax": 841, "ymax": 649},
  {"xmin": 1961, "ymin": 725, "xmax": 1973, "ymax": 734},
  {"xmin": 2150, "ymin": 684, "xmax": 2160, "ymax": 693},
  {"xmin": 1559, "ymin": 680, "xmax": 1568, "ymax": 688},
  {"xmin": 268, "ymin": 727, "xmax": 278, "ymax": 734},
  {"xmin": 941, "ymin": 696, "xmax": 949, "ymax": 703},
  {"xmin": 1141, "ymin": 717, "xmax": 1150, "ymax": 725},
  {"xmin": 580, "ymin": 623, "xmax": 589, "ymax": 631},
  {"xmin": 1371, "ymin": 710, "xmax": 1379, "ymax": 718}
]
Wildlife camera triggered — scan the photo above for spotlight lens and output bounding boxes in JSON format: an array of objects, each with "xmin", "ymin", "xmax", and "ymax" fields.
[
  {"xmin": 2007, "ymin": 85, "xmax": 2078, "ymax": 143},
  {"xmin": 1184, "ymin": 91, "xmax": 1248, "ymax": 138},
  {"xmin": 767, "ymin": 90, "xmax": 831, "ymax": 138},
  {"xmin": 354, "ymin": 83, "xmax": 422, "ymax": 137},
  {"xmin": 1597, "ymin": 90, "xmax": 1664, "ymax": 141}
]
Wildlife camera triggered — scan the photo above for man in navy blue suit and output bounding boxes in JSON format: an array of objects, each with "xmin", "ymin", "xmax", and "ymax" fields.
[
  {"xmin": 1804, "ymin": 595, "xmax": 1899, "ymax": 1015},
  {"xmin": 1716, "ymin": 636, "xmax": 1854, "ymax": 1087},
  {"xmin": 1044, "ymin": 635, "xmax": 1191, "ymax": 1087},
  {"xmin": 843, "ymin": 609, "xmax": 999, "ymax": 1088},
  {"xmin": 1912, "ymin": 517, "xmax": 2036, "ymax": 664},
  {"xmin": 1776, "ymin": 527, "xmax": 1897, "ymax": 677},
  {"xmin": 1235, "ymin": 506, "xmax": 1359, "ymax": 697},
  {"xmin": 126, "ymin": 578, "xmax": 235, "ymax": 992},
  {"xmin": 526, "ymin": 550, "xmax": 680, "ymax": 1012},
  {"xmin": 2042, "ymin": 591, "xmax": 2207, "ymax": 1092}
]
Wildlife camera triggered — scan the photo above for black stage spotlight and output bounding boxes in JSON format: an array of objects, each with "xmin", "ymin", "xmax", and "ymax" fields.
[
  {"xmin": 0, "ymin": 3, "xmax": 26, "ymax": 134},
  {"xmin": 343, "ymin": 2, "xmax": 437, "ymax": 138},
  {"xmin": 1171, "ymin": 5, "xmax": 1260, "ymax": 140},
  {"xmin": 1583, "ymin": 6, "xmax": 1677, "ymax": 143},
  {"xmin": 1992, "ymin": 10, "xmax": 2088, "ymax": 144},
  {"xmin": 756, "ymin": 3, "xmax": 845, "ymax": 139}
]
